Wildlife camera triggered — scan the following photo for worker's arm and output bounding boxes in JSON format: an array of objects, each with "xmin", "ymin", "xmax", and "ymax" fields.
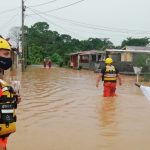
[
  {"xmin": 16, "ymin": 94, "xmax": 21, "ymax": 104},
  {"xmin": 117, "ymin": 74, "xmax": 122, "ymax": 86},
  {"xmin": 96, "ymin": 73, "xmax": 102, "ymax": 88},
  {"xmin": 115, "ymin": 67, "xmax": 122, "ymax": 86}
]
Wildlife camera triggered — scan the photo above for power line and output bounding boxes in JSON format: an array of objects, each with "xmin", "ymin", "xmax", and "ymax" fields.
[
  {"xmin": 27, "ymin": 8, "xmax": 129, "ymax": 40},
  {"xmin": 43, "ymin": 15, "xmax": 150, "ymax": 34},
  {"xmin": 27, "ymin": 8, "xmax": 150, "ymax": 35},
  {"xmin": 28, "ymin": 0, "xmax": 58, "ymax": 8},
  {"xmin": 27, "ymin": 0, "xmax": 85, "ymax": 14},
  {"xmin": 0, "ymin": 11, "xmax": 20, "ymax": 30},
  {"xmin": 27, "ymin": 12, "xmax": 103, "ymax": 37},
  {"xmin": 27, "ymin": 7, "xmax": 86, "ymax": 39},
  {"xmin": 0, "ymin": 7, "xmax": 20, "ymax": 16}
]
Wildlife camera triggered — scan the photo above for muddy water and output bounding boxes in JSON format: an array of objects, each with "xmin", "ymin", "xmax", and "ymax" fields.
[{"xmin": 8, "ymin": 66, "xmax": 150, "ymax": 150}]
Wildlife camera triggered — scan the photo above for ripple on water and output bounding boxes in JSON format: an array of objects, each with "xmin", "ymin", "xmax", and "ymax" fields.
[{"xmin": 9, "ymin": 66, "xmax": 150, "ymax": 150}]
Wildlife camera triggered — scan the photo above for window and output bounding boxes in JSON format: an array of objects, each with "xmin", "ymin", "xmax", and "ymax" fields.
[
  {"xmin": 92, "ymin": 54, "xmax": 96, "ymax": 62},
  {"xmin": 80, "ymin": 55, "xmax": 89, "ymax": 63}
]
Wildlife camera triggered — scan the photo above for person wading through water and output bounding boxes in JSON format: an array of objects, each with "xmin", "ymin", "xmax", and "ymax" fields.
[
  {"xmin": 96, "ymin": 58, "xmax": 122, "ymax": 97},
  {"xmin": 0, "ymin": 37, "xmax": 21, "ymax": 150}
]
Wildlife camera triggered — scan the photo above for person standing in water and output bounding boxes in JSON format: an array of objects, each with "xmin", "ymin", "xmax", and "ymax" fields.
[
  {"xmin": 43, "ymin": 58, "xmax": 46, "ymax": 68},
  {"xmin": 96, "ymin": 58, "xmax": 122, "ymax": 97},
  {"xmin": 47, "ymin": 59, "xmax": 52, "ymax": 69},
  {"xmin": 0, "ymin": 37, "xmax": 21, "ymax": 150}
]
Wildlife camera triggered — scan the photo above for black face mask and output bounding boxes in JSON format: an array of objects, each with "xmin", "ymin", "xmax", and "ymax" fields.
[{"xmin": 0, "ymin": 56, "xmax": 12, "ymax": 70}]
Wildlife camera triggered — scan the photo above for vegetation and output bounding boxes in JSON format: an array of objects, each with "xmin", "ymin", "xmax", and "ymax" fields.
[
  {"xmin": 133, "ymin": 54, "xmax": 149, "ymax": 67},
  {"xmin": 51, "ymin": 53, "xmax": 63, "ymax": 66},
  {"xmin": 23, "ymin": 22, "xmax": 114, "ymax": 65},
  {"xmin": 9, "ymin": 22, "xmax": 150, "ymax": 67},
  {"xmin": 121, "ymin": 37, "xmax": 149, "ymax": 47},
  {"xmin": 133, "ymin": 54, "xmax": 150, "ymax": 81}
]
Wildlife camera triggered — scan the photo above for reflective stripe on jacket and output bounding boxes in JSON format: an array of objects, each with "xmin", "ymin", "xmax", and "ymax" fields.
[
  {"xmin": 104, "ymin": 65, "xmax": 117, "ymax": 82},
  {"xmin": 0, "ymin": 79, "xmax": 17, "ymax": 136}
]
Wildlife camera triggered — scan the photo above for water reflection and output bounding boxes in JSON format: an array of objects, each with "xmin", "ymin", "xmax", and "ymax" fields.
[
  {"xmin": 99, "ymin": 97, "xmax": 118, "ymax": 139},
  {"xmin": 100, "ymin": 98, "xmax": 116, "ymax": 127},
  {"xmin": 7, "ymin": 66, "xmax": 150, "ymax": 150}
]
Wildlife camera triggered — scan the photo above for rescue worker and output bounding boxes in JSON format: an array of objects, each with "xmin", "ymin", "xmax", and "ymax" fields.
[
  {"xmin": 0, "ymin": 37, "xmax": 21, "ymax": 150},
  {"xmin": 96, "ymin": 58, "xmax": 122, "ymax": 97},
  {"xmin": 43, "ymin": 58, "xmax": 46, "ymax": 68},
  {"xmin": 47, "ymin": 59, "xmax": 52, "ymax": 69}
]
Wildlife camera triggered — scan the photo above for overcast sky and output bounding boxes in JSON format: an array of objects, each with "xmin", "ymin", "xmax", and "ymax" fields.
[{"xmin": 1, "ymin": 0, "xmax": 150, "ymax": 45}]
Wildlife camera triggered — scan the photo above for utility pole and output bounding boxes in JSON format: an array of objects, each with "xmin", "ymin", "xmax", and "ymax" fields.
[{"xmin": 21, "ymin": 0, "xmax": 25, "ymax": 71}]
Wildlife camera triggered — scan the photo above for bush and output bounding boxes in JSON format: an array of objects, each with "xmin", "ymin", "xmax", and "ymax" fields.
[
  {"xmin": 51, "ymin": 53, "xmax": 63, "ymax": 66},
  {"xmin": 133, "ymin": 54, "xmax": 148, "ymax": 67},
  {"xmin": 143, "ymin": 74, "xmax": 150, "ymax": 81}
]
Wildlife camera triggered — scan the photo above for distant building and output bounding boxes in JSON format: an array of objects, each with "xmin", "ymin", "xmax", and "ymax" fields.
[
  {"xmin": 106, "ymin": 46, "xmax": 150, "ymax": 73},
  {"xmin": 70, "ymin": 50, "xmax": 106, "ymax": 71},
  {"xmin": 70, "ymin": 46, "xmax": 150, "ymax": 73}
]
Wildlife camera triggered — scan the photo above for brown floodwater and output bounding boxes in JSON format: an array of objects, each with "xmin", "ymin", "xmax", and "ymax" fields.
[{"xmin": 7, "ymin": 66, "xmax": 150, "ymax": 150}]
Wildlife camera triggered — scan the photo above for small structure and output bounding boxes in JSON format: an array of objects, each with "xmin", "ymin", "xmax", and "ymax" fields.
[
  {"xmin": 70, "ymin": 52, "xmax": 80, "ymax": 68},
  {"xmin": 11, "ymin": 47, "xmax": 20, "ymax": 69},
  {"xmin": 133, "ymin": 66, "xmax": 142, "ymax": 82},
  {"xmin": 9, "ymin": 47, "xmax": 20, "ymax": 80},
  {"xmin": 70, "ymin": 50, "xmax": 106, "ymax": 71}
]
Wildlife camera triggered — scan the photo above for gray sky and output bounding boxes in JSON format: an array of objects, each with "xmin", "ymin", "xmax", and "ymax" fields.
[{"xmin": 1, "ymin": 0, "xmax": 150, "ymax": 45}]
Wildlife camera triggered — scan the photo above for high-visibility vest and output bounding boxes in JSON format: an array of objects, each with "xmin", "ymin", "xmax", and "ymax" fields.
[
  {"xmin": 104, "ymin": 65, "xmax": 117, "ymax": 82},
  {"xmin": 0, "ymin": 79, "xmax": 17, "ymax": 136}
]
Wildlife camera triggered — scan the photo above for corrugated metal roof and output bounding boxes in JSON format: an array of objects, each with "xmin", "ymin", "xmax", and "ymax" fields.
[
  {"xmin": 124, "ymin": 46, "xmax": 150, "ymax": 51},
  {"xmin": 106, "ymin": 49, "xmax": 150, "ymax": 53},
  {"xmin": 79, "ymin": 50, "xmax": 105, "ymax": 55},
  {"xmin": 70, "ymin": 50, "xmax": 105, "ymax": 56}
]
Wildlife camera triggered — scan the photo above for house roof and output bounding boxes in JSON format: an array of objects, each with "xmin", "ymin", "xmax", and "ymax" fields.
[
  {"xmin": 69, "ymin": 52, "xmax": 81, "ymax": 55},
  {"xmin": 70, "ymin": 50, "xmax": 105, "ymax": 56},
  {"xmin": 79, "ymin": 50, "xmax": 105, "ymax": 55},
  {"xmin": 106, "ymin": 49, "xmax": 150, "ymax": 53},
  {"xmin": 123, "ymin": 46, "xmax": 150, "ymax": 51}
]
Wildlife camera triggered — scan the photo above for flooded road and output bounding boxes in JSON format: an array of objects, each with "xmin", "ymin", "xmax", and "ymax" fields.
[{"xmin": 8, "ymin": 66, "xmax": 150, "ymax": 150}]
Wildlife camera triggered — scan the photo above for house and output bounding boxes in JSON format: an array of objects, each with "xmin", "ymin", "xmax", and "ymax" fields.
[
  {"xmin": 106, "ymin": 46, "xmax": 150, "ymax": 73},
  {"xmin": 70, "ymin": 46, "xmax": 150, "ymax": 73},
  {"xmin": 70, "ymin": 50, "xmax": 106, "ymax": 71}
]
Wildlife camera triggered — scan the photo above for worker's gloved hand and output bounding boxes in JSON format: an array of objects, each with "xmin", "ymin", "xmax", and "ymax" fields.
[
  {"xmin": 13, "ymin": 94, "xmax": 21, "ymax": 109},
  {"xmin": 17, "ymin": 94, "xmax": 21, "ymax": 104},
  {"xmin": 14, "ymin": 93, "xmax": 21, "ymax": 104},
  {"xmin": 135, "ymin": 83, "xmax": 140, "ymax": 87}
]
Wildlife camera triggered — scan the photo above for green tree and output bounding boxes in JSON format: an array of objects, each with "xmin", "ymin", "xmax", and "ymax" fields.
[
  {"xmin": 21, "ymin": 21, "xmax": 115, "ymax": 65},
  {"xmin": 51, "ymin": 53, "xmax": 63, "ymax": 66},
  {"xmin": 133, "ymin": 54, "xmax": 148, "ymax": 67},
  {"xmin": 121, "ymin": 37, "xmax": 149, "ymax": 47}
]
